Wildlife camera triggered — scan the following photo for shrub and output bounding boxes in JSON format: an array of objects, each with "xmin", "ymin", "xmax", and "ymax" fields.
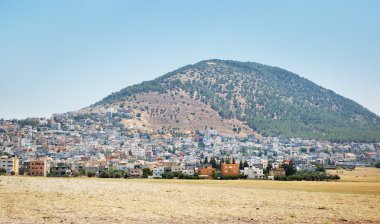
[
  {"xmin": 219, "ymin": 174, "xmax": 240, "ymax": 180},
  {"xmin": 77, "ymin": 168, "xmax": 86, "ymax": 176},
  {"xmin": 274, "ymin": 171, "xmax": 340, "ymax": 181},
  {"xmin": 333, "ymin": 175, "xmax": 340, "ymax": 180},
  {"xmin": 99, "ymin": 171, "xmax": 110, "ymax": 178},
  {"xmin": 87, "ymin": 171, "xmax": 96, "ymax": 178},
  {"xmin": 112, "ymin": 173, "xmax": 122, "ymax": 178},
  {"xmin": 161, "ymin": 172, "xmax": 174, "ymax": 179},
  {"xmin": 109, "ymin": 170, "xmax": 124, "ymax": 178},
  {"xmin": 0, "ymin": 168, "xmax": 6, "ymax": 175}
]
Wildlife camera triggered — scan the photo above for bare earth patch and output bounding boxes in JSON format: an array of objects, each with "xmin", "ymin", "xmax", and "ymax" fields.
[{"xmin": 1, "ymin": 168, "xmax": 380, "ymax": 224}]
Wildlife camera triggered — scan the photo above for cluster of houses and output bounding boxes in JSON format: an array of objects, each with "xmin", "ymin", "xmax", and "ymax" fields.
[
  {"xmin": 1, "ymin": 153, "xmax": 278, "ymax": 179},
  {"xmin": 0, "ymin": 107, "xmax": 379, "ymax": 179}
]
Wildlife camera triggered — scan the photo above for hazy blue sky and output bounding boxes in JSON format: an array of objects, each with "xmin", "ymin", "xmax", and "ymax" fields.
[{"xmin": 1, "ymin": 1, "xmax": 379, "ymax": 119}]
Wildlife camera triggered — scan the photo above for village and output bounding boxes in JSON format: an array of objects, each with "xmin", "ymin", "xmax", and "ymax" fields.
[{"xmin": 1, "ymin": 107, "xmax": 379, "ymax": 180}]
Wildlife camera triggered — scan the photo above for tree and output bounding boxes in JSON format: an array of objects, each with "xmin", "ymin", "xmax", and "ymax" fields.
[
  {"xmin": 232, "ymin": 157, "xmax": 236, "ymax": 164},
  {"xmin": 142, "ymin": 168, "xmax": 152, "ymax": 178},
  {"xmin": 375, "ymin": 162, "xmax": 380, "ymax": 168},
  {"xmin": 243, "ymin": 161, "xmax": 249, "ymax": 168},
  {"xmin": 315, "ymin": 165, "xmax": 326, "ymax": 172},
  {"xmin": 0, "ymin": 168, "xmax": 6, "ymax": 175},
  {"xmin": 239, "ymin": 160, "xmax": 243, "ymax": 170},
  {"xmin": 282, "ymin": 161, "xmax": 296, "ymax": 176},
  {"xmin": 77, "ymin": 168, "xmax": 86, "ymax": 176},
  {"xmin": 210, "ymin": 157, "xmax": 217, "ymax": 168},
  {"xmin": 204, "ymin": 157, "xmax": 208, "ymax": 165},
  {"xmin": 264, "ymin": 162, "xmax": 272, "ymax": 176}
]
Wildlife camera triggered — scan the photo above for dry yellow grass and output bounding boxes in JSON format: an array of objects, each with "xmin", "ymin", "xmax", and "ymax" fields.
[
  {"xmin": 327, "ymin": 167, "xmax": 380, "ymax": 182},
  {"xmin": 1, "ymin": 168, "xmax": 380, "ymax": 224}
]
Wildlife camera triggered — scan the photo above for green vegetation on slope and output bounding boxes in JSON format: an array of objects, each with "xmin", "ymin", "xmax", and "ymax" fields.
[{"xmin": 96, "ymin": 59, "xmax": 380, "ymax": 142}]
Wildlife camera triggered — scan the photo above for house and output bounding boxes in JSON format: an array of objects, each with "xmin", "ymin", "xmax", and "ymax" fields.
[
  {"xmin": 198, "ymin": 167, "xmax": 216, "ymax": 177},
  {"xmin": 50, "ymin": 162, "xmax": 72, "ymax": 177},
  {"xmin": 126, "ymin": 168, "xmax": 143, "ymax": 178},
  {"xmin": 181, "ymin": 169, "xmax": 194, "ymax": 176},
  {"xmin": 115, "ymin": 160, "xmax": 133, "ymax": 171},
  {"xmin": 29, "ymin": 158, "xmax": 49, "ymax": 176},
  {"xmin": 243, "ymin": 166, "xmax": 264, "ymax": 179},
  {"xmin": 269, "ymin": 168, "xmax": 286, "ymax": 176},
  {"xmin": 296, "ymin": 164, "xmax": 316, "ymax": 172},
  {"xmin": 170, "ymin": 165, "xmax": 185, "ymax": 172},
  {"xmin": 344, "ymin": 153, "xmax": 356, "ymax": 162},
  {"xmin": 150, "ymin": 167, "xmax": 165, "ymax": 178},
  {"xmin": 82, "ymin": 160, "xmax": 107, "ymax": 173},
  {"xmin": 0, "ymin": 155, "xmax": 19, "ymax": 175},
  {"xmin": 221, "ymin": 163, "xmax": 239, "ymax": 176}
]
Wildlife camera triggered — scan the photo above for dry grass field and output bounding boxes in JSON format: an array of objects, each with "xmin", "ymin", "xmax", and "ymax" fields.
[{"xmin": 1, "ymin": 167, "xmax": 379, "ymax": 224}]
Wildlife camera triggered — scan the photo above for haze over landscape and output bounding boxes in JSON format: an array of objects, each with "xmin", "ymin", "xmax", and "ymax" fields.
[{"xmin": 1, "ymin": 0, "xmax": 380, "ymax": 119}]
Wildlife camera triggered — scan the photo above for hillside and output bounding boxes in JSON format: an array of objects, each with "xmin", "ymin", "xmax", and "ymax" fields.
[{"xmin": 94, "ymin": 59, "xmax": 380, "ymax": 142}]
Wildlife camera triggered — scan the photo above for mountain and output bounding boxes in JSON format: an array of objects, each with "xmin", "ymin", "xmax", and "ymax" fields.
[{"xmin": 92, "ymin": 59, "xmax": 380, "ymax": 142}]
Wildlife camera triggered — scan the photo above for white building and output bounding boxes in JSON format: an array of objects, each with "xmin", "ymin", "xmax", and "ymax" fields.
[
  {"xmin": 171, "ymin": 165, "xmax": 185, "ymax": 172},
  {"xmin": 243, "ymin": 166, "xmax": 264, "ymax": 179},
  {"xmin": 182, "ymin": 169, "xmax": 194, "ymax": 176},
  {"xmin": 150, "ymin": 167, "xmax": 165, "ymax": 178}
]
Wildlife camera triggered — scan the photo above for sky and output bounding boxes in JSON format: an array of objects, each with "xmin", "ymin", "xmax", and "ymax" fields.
[{"xmin": 0, "ymin": 0, "xmax": 379, "ymax": 119}]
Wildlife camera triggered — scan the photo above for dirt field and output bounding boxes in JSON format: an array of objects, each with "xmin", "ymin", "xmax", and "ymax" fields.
[{"xmin": 1, "ymin": 167, "xmax": 379, "ymax": 224}]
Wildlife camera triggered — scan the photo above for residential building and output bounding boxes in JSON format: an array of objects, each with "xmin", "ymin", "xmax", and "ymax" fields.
[
  {"xmin": 269, "ymin": 168, "xmax": 286, "ymax": 176},
  {"xmin": 171, "ymin": 165, "xmax": 185, "ymax": 172},
  {"xmin": 344, "ymin": 153, "xmax": 356, "ymax": 162},
  {"xmin": 29, "ymin": 158, "xmax": 49, "ymax": 176},
  {"xmin": 0, "ymin": 155, "xmax": 19, "ymax": 175},
  {"xmin": 221, "ymin": 163, "xmax": 239, "ymax": 176},
  {"xmin": 243, "ymin": 166, "xmax": 264, "ymax": 179},
  {"xmin": 198, "ymin": 167, "xmax": 216, "ymax": 177},
  {"xmin": 151, "ymin": 167, "xmax": 165, "ymax": 178},
  {"xmin": 182, "ymin": 169, "xmax": 194, "ymax": 176},
  {"xmin": 126, "ymin": 168, "xmax": 142, "ymax": 178},
  {"xmin": 50, "ymin": 162, "xmax": 72, "ymax": 177}
]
